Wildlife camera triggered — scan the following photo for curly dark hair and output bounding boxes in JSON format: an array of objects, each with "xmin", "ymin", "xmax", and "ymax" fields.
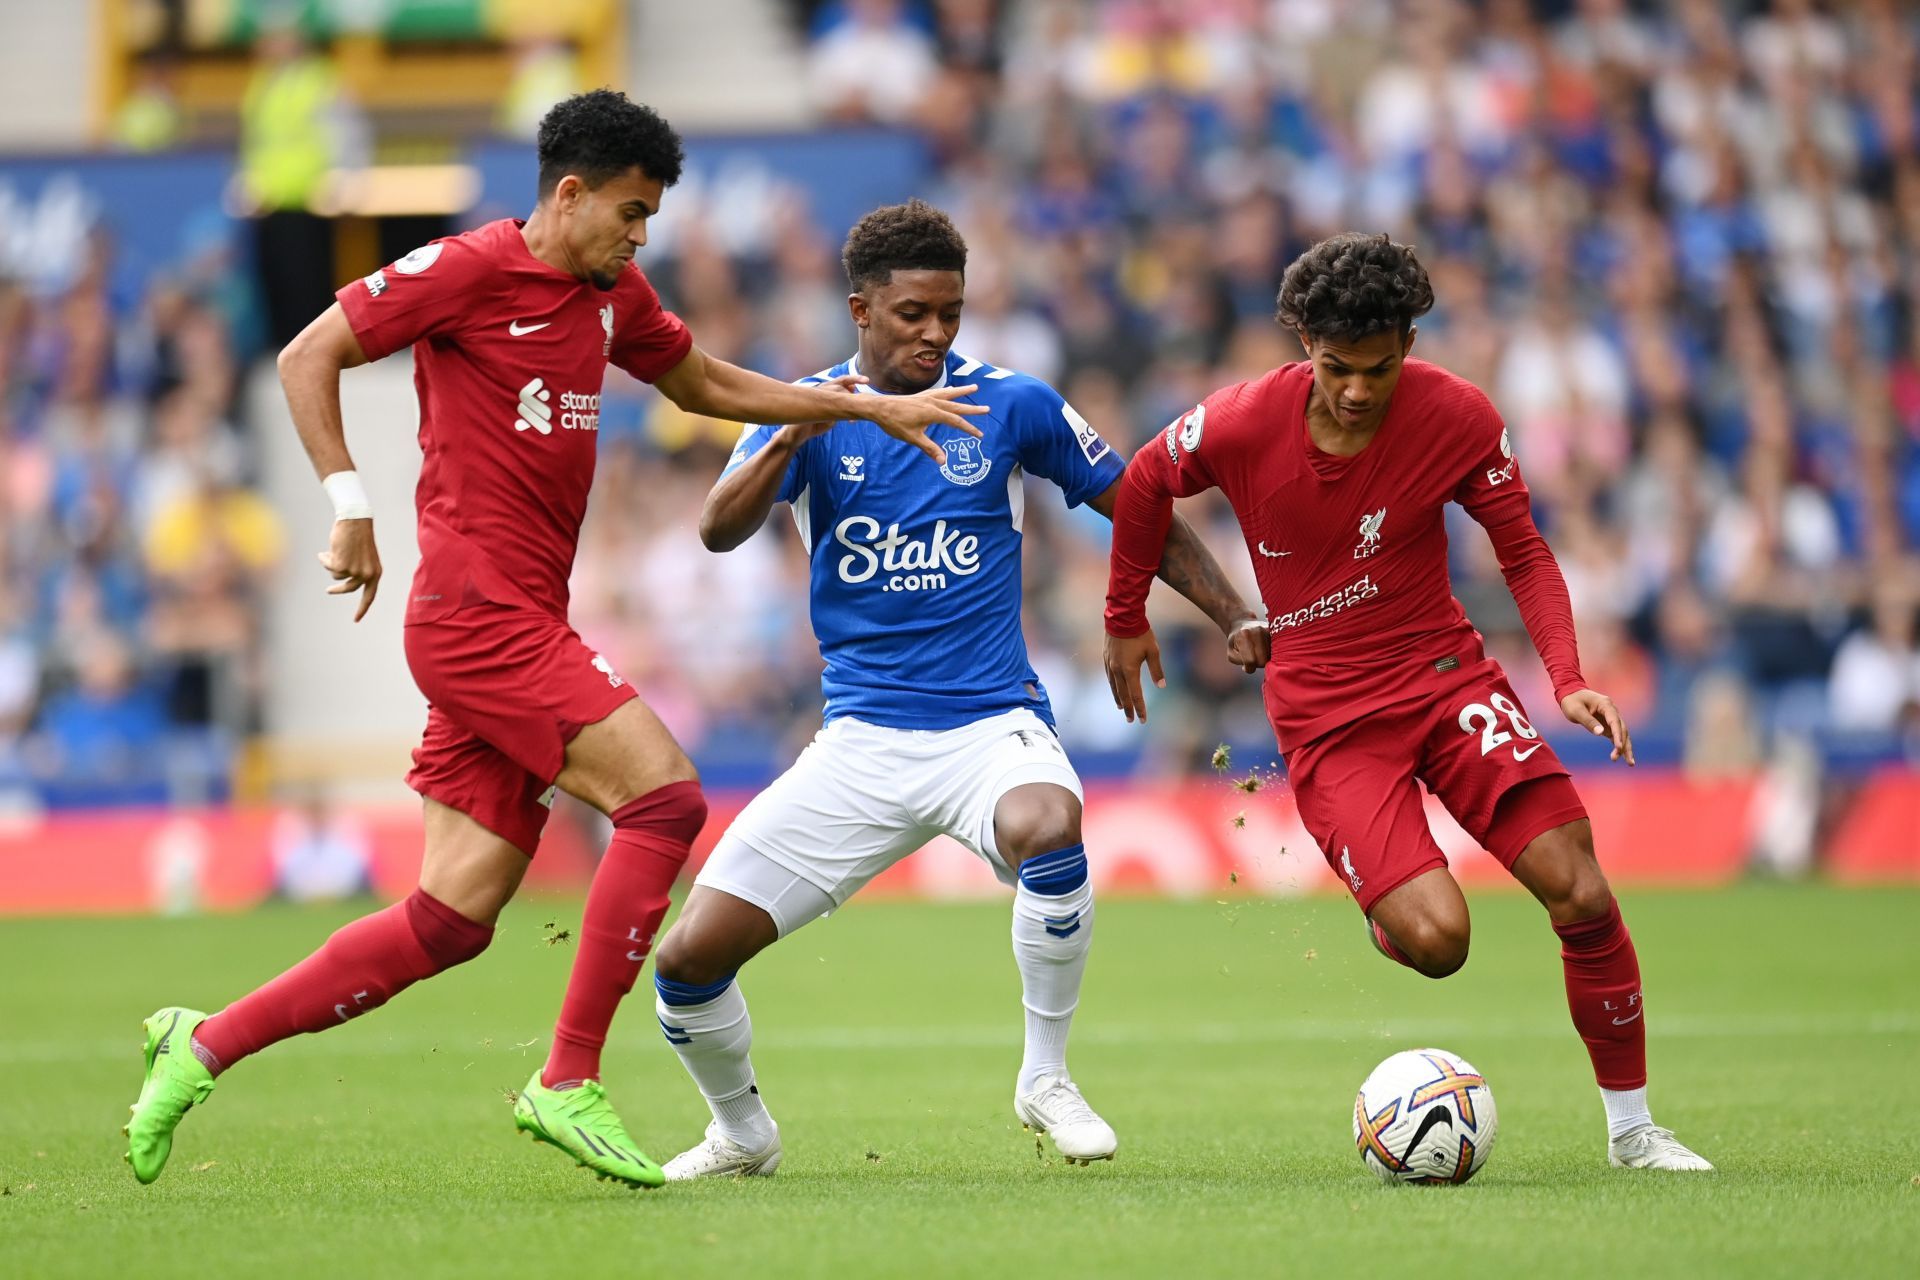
[
  {"xmin": 842, "ymin": 199, "xmax": 968, "ymax": 291},
  {"xmin": 536, "ymin": 90, "xmax": 684, "ymax": 197},
  {"xmin": 1276, "ymin": 233, "xmax": 1435, "ymax": 342}
]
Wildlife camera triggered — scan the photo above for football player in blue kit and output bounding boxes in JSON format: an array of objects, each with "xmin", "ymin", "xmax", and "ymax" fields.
[{"xmin": 649, "ymin": 200, "xmax": 1268, "ymax": 1176}]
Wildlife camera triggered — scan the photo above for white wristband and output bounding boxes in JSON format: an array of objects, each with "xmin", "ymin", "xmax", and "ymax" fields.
[{"xmin": 322, "ymin": 470, "xmax": 374, "ymax": 522}]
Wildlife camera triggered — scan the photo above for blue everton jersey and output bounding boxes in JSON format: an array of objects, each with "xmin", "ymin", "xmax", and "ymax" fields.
[{"xmin": 723, "ymin": 350, "xmax": 1124, "ymax": 730}]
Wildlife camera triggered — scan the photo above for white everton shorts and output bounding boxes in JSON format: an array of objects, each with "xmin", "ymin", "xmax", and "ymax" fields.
[{"xmin": 696, "ymin": 708, "xmax": 1083, "ymax": 936}]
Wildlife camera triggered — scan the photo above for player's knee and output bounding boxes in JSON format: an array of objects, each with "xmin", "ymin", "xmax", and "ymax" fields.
[
  {"xmin": 997, "ymin": 789, "xmax": 1083, "ymax": 864},
  {"xmin": 1555, "ymin": 868, "xmax": 1614, "ymax": 924},
  {"xmin": 652, "ymin": 925, "xmax": 730, "ymax": 990},
  {"xmin": 1009, "ymin": 819, "xmax": 1083, "ymax": 867},
  {"xmin": 1401, "ymin": 915, "xmax": 1470, "ymax": 979},
  {"xmin": 406, "ymin": 888, "xmax": 494, "ymax": 970},
  {"xmin": 612, "ymin": 779, "xmax": 709, "ymax": 858}
]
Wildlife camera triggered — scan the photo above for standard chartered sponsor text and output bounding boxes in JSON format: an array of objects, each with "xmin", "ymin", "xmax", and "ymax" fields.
[
  {"xmin": 835, "ymin": 516, "xmax": 981, "ymax": 593},
  {"xmin": 558, "ymin": 389, "xmax": 599, "ymax": 431},
  {"xmin": 1269, "ymin": 574, "xmax": 1382, "ymax": 633}
]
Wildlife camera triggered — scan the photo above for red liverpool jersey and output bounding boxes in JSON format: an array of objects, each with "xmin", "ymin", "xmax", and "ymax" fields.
[
  {"xmin": 1106, "ymin": 359, "xmax": 1585, "ymax": 748},
  {"xmin": 336, "ymin": 218, "xmax": 692, "ymax": 623}
]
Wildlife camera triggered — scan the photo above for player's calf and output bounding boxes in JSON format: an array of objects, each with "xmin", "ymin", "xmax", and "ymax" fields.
[
  {"xmin": 1508, "ymin": 821, "xmax": 1704, "ymax": 1163},
  {"xmin": 1009, "ymin": 843, "xmax": 1096, "ymax": 1090},
  {"xmin": 541, "ymin": 779, "xmax": 706, "ymax": 1089},
  {"xmin": 650, "ymin": 883, "xmax": 785, "ymax": 1159},
  {"xmin": 1005, "ymin": 836, "xmax": 1114, "ymax": 1161},
  {"xmin": 654, "ymin": 971, "xmax": 778, "ymax": 1158},
  {"xmin": 191, "ymin": 888, "xmax": 494, "ymax": 1075}
]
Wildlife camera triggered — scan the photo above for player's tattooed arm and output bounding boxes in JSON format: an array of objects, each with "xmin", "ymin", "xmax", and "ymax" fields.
[
  {"xmin": 654, "ymin": 347, "xmax": 988, "ymax": 464},
  {"xmin": 279, "ymin": 303, "xmax": 383, "ymax": 621},
  {"xmin": 1087, "ymin": 481, "xmax": 1267, "ymax": 672}
]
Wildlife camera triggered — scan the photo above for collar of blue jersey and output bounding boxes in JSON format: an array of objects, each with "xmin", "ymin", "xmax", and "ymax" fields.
[{"xmin": 846, "ymin": 351, "xmax": 951, "ymax": 393}]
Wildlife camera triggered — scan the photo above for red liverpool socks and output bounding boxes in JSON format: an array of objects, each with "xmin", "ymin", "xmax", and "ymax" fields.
[
  {"xmin": 1552, "ymin": 898, "xmax": 1648, "ymax": 1090},
  {"xmin": 192, "ymin": 889, "xmax": 493, "ymax": 1074},
  {"xmin": 541, "ymin": 780, "xmax": 707, "ymax": 1089},
  {"xmin": 1369, "ymin": 917, "xmax": 1416, "ymax": 969}
]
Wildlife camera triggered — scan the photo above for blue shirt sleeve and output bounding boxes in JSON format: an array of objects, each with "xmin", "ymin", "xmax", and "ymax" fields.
[
  {"xmin": 1013, "ymin": 380, "xmax": 1126, "ymax": 508},
  {"xmin": 722, "ymin": 422, "xmax": 807, "ymax": 504}
]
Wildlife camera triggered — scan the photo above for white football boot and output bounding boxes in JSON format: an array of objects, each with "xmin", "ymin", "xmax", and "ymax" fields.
[
  {"xmin": 1015, "ymin": 1073, "xmax": 1117, "ymax": 1165},
  {"xmin": 1608, "ymin": 1124, "xmax": 1714, "ymax": 1171},
  {"xmin": 661, "ymin": 1120, "xmax": 783, "ymax": 1181}
]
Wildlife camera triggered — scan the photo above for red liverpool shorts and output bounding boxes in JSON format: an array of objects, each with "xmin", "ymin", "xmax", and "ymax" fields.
[
  {"xmin": 1279, "ymin": 661, "xmax": 1588, "ymax": 915},
  {"xmin": 403, "ymin": 600, "xmax": 636, "ymax": 854}
]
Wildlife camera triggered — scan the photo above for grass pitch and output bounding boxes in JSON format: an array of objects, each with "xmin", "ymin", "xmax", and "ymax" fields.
[{"xmin": 2, "ymin": 884, "xmax": 1915, "ymax": 1279}]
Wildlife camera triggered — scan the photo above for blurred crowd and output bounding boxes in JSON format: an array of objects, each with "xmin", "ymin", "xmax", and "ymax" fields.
[
  {"xmin": 0, "ymin": 224, "xmax": 277, "ymax": 808},
  {"xmin": 621, "ymin": 0, "xmax": 1920, "ymax": 782},
  {"xmin": 8, "ymin": 0, "xmax": 1920, "ymax": 814}
]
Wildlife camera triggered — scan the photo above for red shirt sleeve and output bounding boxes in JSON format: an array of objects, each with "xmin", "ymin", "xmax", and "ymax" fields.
[
  {"xmin": 609, "ymin": 268, "xmax": 693, "ymax": 384},
  {"xmin": 1452, "ymin": 394, "xmax": 1586, "ymax": 702},
  {"xmin": 335, "ymin": 239, "xmax": 488, "ymax": 363},
  {"xmin": 1105, "ymin": 402, "xmax": 1225, "ymax": 637}
]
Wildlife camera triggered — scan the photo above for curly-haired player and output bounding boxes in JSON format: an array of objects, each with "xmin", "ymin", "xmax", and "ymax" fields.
[
  {"xmin": 121, "ymin": 93, "xmax": 988, "ymax": 1190},
  {"xmin": 1105, "ymin": 233, "xmax": 1713, "ymax": 1171}
]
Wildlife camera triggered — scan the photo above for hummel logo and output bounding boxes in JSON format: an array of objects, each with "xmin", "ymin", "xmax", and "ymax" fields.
[
  {"xmin": 508, "ymin": 319, "xmax": 550, "ymax": 336},
  {"xmin": 1257, "ymin": 541, "xmax": 1290, "ymax": 558},
  {"xmin": 516, "ymin": 377, "xmax": 553, "ymax": 434},
  {"xmin": 1512, "ymin": 743, "xmax": 1543, "ymax": 762},
  {"xmin": 839, "ymin": 455, "xmax": 866, "ymax": 481}
]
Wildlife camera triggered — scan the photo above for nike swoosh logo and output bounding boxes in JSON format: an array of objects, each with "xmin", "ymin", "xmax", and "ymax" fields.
[
  {"xmin": 508, "ymin": 320, "xmax": 551, "ymax": 336},
  {"xmin": 1512, "ymin": 743, "xmax": 1543, "ymax": 761},
  {"xmin": 1611, "ymin": 1010, "xmax": 1643, "ymax": 1026},
  {"xmin": 1257, "ymin": 542, "xmax": 1291, "ymax": 557},
  {"xmin": 1405, "ymin": 1106, "xmax": 1454, "ymax": 1154}
]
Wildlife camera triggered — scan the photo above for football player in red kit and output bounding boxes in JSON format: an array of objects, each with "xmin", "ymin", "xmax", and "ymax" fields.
[
  {"xmin": 1104, "ymin": 233, "xmax": 1711, "ymax": 1171},
  {"xmin": 123, "ymin": 91, "xmax": 985, "ymax": 1189}
]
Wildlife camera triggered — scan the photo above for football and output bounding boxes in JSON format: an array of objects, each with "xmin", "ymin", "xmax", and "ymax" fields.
[{"xmin": 1353, "ymin": 1048, "xmax": 1499, "ymax": 1184}]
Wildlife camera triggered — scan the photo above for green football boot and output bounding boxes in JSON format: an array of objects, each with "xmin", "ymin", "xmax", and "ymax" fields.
[
  {"xmin": 124, "ymin": 1006, "xmax": 216, "ymax": 1184},
  {"xmin": 513, "ymin": 1073, "xmax": 665, "ymax": 1188}
]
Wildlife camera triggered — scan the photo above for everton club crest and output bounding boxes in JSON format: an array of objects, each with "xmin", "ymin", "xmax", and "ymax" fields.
[{"xmin": 940, "ymin": 437, "xmax": 993, "ymax": 487}]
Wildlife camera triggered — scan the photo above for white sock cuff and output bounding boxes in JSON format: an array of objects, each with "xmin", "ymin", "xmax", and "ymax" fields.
[
  {"xmin": 654, "ymin": 979, "xmax": 748, "ymax": 1035},
  {"xmin": 1014, "ymin": 876, "xmax": 1094, "ymax": 922},
  {"xmin": 1600, "ymin": 1085, "xmax": 1652, "ymax": 1140}
]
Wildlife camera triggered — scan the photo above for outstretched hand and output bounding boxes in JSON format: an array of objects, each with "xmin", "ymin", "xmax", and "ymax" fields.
[
  {"xmin": 319, "ymin": 518, "xmax": 382, "ymax": 622},
  {"xmin": 1104, "ymin": 629, "xmax": 1164, "ymax": 724},
  {"xmin": 866, "ymin": 384, "xmax": 989, "ymax": 464},
  {"xmin": 1560, "ymin": 688, "xmax": 1634, "ymax": 765}
]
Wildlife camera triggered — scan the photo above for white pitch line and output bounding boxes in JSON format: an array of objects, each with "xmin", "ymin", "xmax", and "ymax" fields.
[{"xmin": 6, "ymin": 1011, "xmax": 1916, "ymax": 1066}]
